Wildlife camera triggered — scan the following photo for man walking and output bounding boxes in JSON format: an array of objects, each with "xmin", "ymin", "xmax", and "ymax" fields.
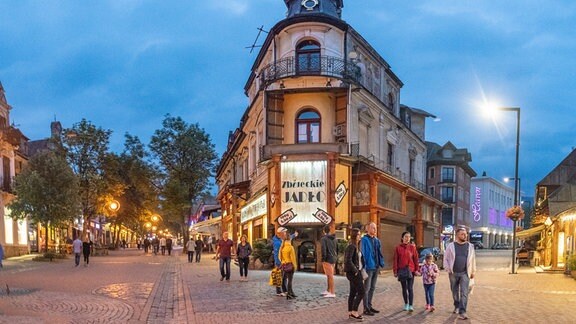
[
  {"xmin": 444, "ymin": 226, "xmax": 476, "ymax": 320},
  {"xmin": 186, "ymin": 238, "xmax": 196, "ymax": 263},
  {"xmin": 361, "ymin": 222, "xmax": 385, "ymax": 316},
  {"xmin": 195, "ymin": 236, "xmax": 204, "ymax": 262},
  {"xmin": 72, "ymin": 236, "xmax": 83, "ymax": 267},
  {"xmin": 320, "ymin": 224, "xmax": 338, "ymax": 298},
  {"xmin": 160, "ymin": 236, "xmax": 167, "ymax": 255},
  {"xmin": 216, "ymin": 232, "xmax": 235, "ymax": 282}
]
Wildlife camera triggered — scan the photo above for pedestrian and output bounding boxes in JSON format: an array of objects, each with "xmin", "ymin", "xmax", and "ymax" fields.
[
  {"xmin": 160, "ymin": 236, "xmax": 167, "ymax": 255},
  {"xmin": 186, "ymin": 238, "xmax": 196, "ymax": 263},
  {"xmin": 166, "ymin": 237, "xmax": 173, "ymax": 256},
  {"xmin": 320, "ymin": 224, "xmax": 338, "ymax": 298},
  {"xmin": 121, "ymin": 239, "xmax": 127, "ymax": 249},
  {"xmin": 210, "ymin": 235, "xmax": 216, "ymax": 253},
  {"xmin": 215, "ymin": 231, "xmax": 235, "ymax": 282},
  {"xmin": 393, "ymin": 231, "xmax": 420, "ymax": 312},
  {"xmin": 272, "ymin": 227, "xmax": 288, "ymax": 296},
  {"xmin": 237, "ymin": 234, "xmax": 253, "ymax": 281},
  {"xmin": 82, "ymin": 236, "xmax": 93, "ymax": 267},
  {"xmin": 420, "ymin": 253, "xmax": 439, "ymax": 312},
  {"xmin": 72, "ymin": 236, "xmax": 83, "ymax": 267},
  {"xmin": 344, "ymin": 228, "xmax": 365, "ymax": 321},
  {"xmin": 143, "ymin": 238, "xmax": 150, "ymax": 253},
  {"xmin": 360, "ymin": 222, "xmax": 385, "ymax": 316},
  {"xmin": 152, "ymin": 237, "xmax": 159, "ymax": 255},
  {"xmin": 443, "ymin": 226, "xmax": 476, "ymax": 320},
  {"xmin": 279, "ymin": 232, "xmax": 297, "ymax": 300},
  {"xmin": 195, "ymin": 236, "xmax": 204, "ymax": 262},
  {"xmin": 0, "ymin": 242, "xmax": 4, "ymax": 268}
]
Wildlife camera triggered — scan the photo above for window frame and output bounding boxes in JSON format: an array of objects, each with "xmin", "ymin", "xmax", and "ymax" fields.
[{"xmin": 295, "ymin": 108, "xmax": 321, "ymax": 144}]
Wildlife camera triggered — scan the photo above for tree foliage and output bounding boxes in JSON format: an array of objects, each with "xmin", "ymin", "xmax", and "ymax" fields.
[
  {"xmin": 9, "ymin": 151, "xmax": 81, "ymax": 251},
  {"xmin": 149, "ymin": 115, "xmax": 218, "ymax": 239}
]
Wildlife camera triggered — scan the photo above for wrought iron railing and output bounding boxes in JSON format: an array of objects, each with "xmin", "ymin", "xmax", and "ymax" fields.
[{"xmin": 259, "ymin": 55, "xmax": 361, "ymax": 88}]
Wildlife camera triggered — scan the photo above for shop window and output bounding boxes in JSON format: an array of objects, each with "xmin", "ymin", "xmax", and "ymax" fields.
[{"xmin": 296, "ymin": 109, "xmax": 321, "ymax": 143}]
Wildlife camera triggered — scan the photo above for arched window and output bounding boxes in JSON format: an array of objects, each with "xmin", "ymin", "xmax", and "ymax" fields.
[
  {"xmin": 296, "ymin": 40, "xmax": 320, "ymax": 74},
  {"xmin": 296, "ymin": 109, "xmax": 321, "ymax": 143}
]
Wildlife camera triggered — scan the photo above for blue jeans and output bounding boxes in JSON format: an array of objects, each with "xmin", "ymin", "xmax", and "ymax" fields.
[
  {"xmin": 449, "ymin": 272, "xmax": 470, "ymax": 314},
  {"xmin": 219, "ymin": 256, "xmax": 231, "ymax": 280},
  {"xmin": 74, "ymin": 253, "xmax": 81, "ymax": 266},
  {"xmin": 424, "ymin": 283, "xmax": 436, "ymax": 306},
  {"xmin": 363, "ymin": 269, "xmax": 378, "ymax": 311}
]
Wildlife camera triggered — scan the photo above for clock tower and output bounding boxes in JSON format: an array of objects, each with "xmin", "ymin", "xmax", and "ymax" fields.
[{"xmin": 284, "ymin": 0, "xmax": 343, "ymax": 19}]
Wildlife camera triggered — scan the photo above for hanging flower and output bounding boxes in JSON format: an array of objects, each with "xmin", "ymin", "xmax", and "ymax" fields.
[{"xmin": 506, "ymin": 206, "xmax": 525, "ymax": 221}]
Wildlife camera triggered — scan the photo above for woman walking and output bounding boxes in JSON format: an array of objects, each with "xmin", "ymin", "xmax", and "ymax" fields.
[
  {"xmin": 82, "ymin": 236, "xmax": 93, "ymax": 267},
  {"xmin": 237, "ymin": 235, "xmax": 253, "ymax": 281},
  {"xmin": 279, "ymin": 234, "xmax": 297, "ymax": 300},
  {"xmin": 344, "ymin": 228, "xmax": 365, "ymax": 321},
  {"xmin": 393, "ymin": 231, "xmax": 420, "ymax": 312}
]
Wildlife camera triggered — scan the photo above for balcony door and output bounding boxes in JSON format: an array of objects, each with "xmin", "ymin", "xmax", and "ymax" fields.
[{"xmin": 296, "ymin": 40, "xmax": 320, "ymax": 74}]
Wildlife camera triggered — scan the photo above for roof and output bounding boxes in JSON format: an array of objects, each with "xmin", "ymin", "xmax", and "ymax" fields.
[{"xmin": 426, "ymin": 141, "xmax": 477, "ymax": 177}]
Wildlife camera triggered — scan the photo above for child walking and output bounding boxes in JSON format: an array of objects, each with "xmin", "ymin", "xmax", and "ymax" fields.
[{"xmin": 420, "ymin": 253, "xmax": 439, "ymax": 311}]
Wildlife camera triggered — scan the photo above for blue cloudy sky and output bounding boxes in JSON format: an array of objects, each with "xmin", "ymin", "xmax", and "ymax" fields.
[{"xmin": 1, "ymin": 0, "xmax": 575, "ymax": 197}]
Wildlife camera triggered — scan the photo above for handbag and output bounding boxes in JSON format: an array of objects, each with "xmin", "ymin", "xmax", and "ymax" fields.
[
  {"xmin": 397, "ymin": 266, "xmax": 413, "ymax": 281},
  {"xmin": 282, "ymin": 262, "xmax": 294, "ymax": 273},
  {"xmin": 269, "ymin": 267, "xmax": 282, "ymax": 286}
]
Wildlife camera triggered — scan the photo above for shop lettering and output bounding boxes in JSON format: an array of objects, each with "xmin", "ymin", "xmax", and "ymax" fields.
[
  {"xmin": 283, "ymin": 191, "xmax": 326, "ymax": 203},
  {"xmin": 471, "ymin": 187, "xmax": 481, "ymax": 222},
  {"xmin": 282, "ymin": 179, "xmax": 325, "ymax": 188}
]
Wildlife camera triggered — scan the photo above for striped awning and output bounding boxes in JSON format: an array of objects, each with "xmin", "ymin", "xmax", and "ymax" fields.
[{"xmin": 516, "ymin": 224, "xmax": 545, "ymax": 239}]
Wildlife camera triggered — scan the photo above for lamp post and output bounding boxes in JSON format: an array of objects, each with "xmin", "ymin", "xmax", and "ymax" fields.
[{"xmin": 498, "ymin": 107, "xmax": 521, "ymax": 274}]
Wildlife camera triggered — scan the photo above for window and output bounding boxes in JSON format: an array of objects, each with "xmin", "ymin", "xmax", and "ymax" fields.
[
  {"xmin": 296, "ymin": 110, "xmax": 320, "ymax": 143},
  {"xmin": 429, "ymin": 167, "xmax": 435, "ymax": 179},
  {"xmin": 387, "ymin": 142, "xmax": 394, "ymax": 168},
  {"xmin": 388, "ymin": 93, "xmax": 394, "ymax": 111},
  {"xmin": 441, "ymin": 187, "xmax": 454, "ymax": 203},
  {"xmin": 296, "ymin": 40, "xmax": 320, "ymax": 74},
  {"xmin": 441, "ymin": 167, "xmax": 455, "ymax": 182},
  {"xmin": 442, "ymin": 208, "xmax": 453, "ymax": 226}
]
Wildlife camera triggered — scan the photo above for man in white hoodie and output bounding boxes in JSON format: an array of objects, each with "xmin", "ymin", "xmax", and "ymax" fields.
[{"xmin": 443, "ymin": 226, "xmax": 476, "ymax": 320}]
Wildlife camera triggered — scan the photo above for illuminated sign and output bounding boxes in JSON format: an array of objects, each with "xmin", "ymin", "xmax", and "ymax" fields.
[
  {"xmin": 334, "ymin": 181, "xmax": 347, "ymax": 207},
  {"xmin": 471, "ymin": 187, "xmax": 481, "ymax": 222},
  {"xmin": 241, "ymin": 195, "xmax": 267, "ymax": 223},
  {"xmin": 281, "ymin": 161, "xmax": 327, "ymax": 223}
]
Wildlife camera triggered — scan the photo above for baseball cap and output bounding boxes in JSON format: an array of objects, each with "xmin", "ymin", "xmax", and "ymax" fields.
[{"xmin": 277, "ymin": 227, "xmax": 288, "ymax": 233}]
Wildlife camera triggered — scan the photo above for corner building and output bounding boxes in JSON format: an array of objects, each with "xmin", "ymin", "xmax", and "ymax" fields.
[{"xmin": 216, "ymin": 0, "xmax": 443, "ymax": 272}]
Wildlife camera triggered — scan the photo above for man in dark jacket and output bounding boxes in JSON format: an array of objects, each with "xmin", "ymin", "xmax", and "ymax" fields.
[{"xmin": 320, "ymin": 225, "xmax": 338, "ymax": 298}]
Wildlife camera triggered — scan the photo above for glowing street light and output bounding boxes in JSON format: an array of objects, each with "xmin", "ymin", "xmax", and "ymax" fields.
[{"xmin": 108, "ymin": 200, "xmax": 120, "ymax": 212}]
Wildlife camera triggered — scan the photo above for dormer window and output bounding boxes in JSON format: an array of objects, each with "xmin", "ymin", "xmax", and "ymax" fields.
[{"xmin": 296, "ymin": 40, "xmax": 320, "ymax": 74}]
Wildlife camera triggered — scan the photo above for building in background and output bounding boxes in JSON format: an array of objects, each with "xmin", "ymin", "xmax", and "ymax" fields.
[
  {"xmin": 0, "ymin": 82, "xmax": 30, "ymax": 257},
  {"xmin": 469, "ymin": 175, "xmax": 516, "ymax": 250},
  {"xmin": 426, "ymin": 141, "xmax": 476, "ymax": 249},
  {"xmin": 216, "ymin": 0, "xmax": 442, "ymax": 272}
]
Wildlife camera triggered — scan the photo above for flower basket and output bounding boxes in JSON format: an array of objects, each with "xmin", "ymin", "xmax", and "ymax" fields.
[{"xmin": 506, "ymin": 206, "xmax": 525, "ymax": 221}]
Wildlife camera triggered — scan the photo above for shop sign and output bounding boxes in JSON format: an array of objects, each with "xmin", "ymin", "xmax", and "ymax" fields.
[
  {"xmin": 277, "ymin": 208, "xmax": 297, "ymax": 226},
  {"xmin": 443, "ymin": 225, "xmax": 454, "ymax": 234},
  {"xmin": 312, "ymin": 208, "xmax": 333, "ymax": 225},
  {"xmin": 281, "ymin": 161, "xmax": 327, "ymax": 223},
  {"xmin": 241, "ymin": 195, "xmax": 267, "ymax": 223},
  {"xmin": 335, "ymin": 181, "xmax": 347, "ymax": 207},
  {"xmin": 471, "ymin": 187, "xmax": 481, "ymax": 222}
]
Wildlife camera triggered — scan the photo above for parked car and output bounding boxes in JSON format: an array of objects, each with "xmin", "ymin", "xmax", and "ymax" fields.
[
  {"xmin": 418, "ymin": 247, "xmax": 443, "ymax": 268},
  {"xmin": 472, "ymin": 241, "xmax": 484, "ymax": 249},
  {"xmin": 491, "ymin": 243, "xmax": 511, "ymax": 250}
]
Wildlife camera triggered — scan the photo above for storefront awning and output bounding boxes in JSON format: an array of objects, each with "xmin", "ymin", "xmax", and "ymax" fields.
[
  {"xmin": 190, "ymin": 217, "xmax": 222, "ymax": 234},
  {"xmin": 516, "ymin": 224, "xmax": 545, "ymax": 239}
]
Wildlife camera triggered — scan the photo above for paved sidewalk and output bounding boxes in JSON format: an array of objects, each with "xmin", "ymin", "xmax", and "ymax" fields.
[{"xmin": 0, "ymin": 249, "xmax": 574, "ymax": 323}]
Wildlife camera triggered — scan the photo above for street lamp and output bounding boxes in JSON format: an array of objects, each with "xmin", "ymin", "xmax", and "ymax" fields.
[{"xmin": 490, "ymin": 106, "xmax": 521, "ymax": 274}]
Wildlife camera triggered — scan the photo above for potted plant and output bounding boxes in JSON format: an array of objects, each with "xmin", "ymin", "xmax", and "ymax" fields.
[
  {"xmin": 567, "ymin": 254, "xmax": 576, "ymax": 279},
  {"xmin": 251, "ymin": 238, "xmax": 273, "ymax": 270}
]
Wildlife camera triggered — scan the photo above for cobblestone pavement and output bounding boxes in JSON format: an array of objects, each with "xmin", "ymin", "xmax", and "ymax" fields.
[{"xmin": 0, "ymin": 249, "xmax": 574, "ymax": 323}]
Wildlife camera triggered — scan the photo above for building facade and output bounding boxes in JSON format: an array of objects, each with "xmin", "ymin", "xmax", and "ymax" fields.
[
  {"xmin": 0, "ymin": 82, "xmax": 30, "ymax": 257},
  {"xmin": 426, "ymin": 141, "xmax": 476, "ymax": 249},
  {"xmin": 216, "ymin": 0, "xmax": 443, "ymax": 272},
  {"xmin": 469, "ymin": 176, "xmax": 516, "ymax": 249}
]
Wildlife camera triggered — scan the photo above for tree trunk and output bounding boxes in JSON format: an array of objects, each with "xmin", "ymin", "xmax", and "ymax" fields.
[{"xmin": 44, "ymin": 225, "xmax": 49, "ymax": 252}]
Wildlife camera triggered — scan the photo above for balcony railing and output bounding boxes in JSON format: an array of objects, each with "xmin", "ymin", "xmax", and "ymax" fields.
[{"xmin": 259, "ymin": 55, "xmax": 361, "ymax": 89}]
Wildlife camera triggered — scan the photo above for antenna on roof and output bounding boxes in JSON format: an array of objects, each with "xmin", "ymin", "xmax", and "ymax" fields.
[{"xmin": 245, "ymin": 25, "xmax": 268, "ymax": 54}]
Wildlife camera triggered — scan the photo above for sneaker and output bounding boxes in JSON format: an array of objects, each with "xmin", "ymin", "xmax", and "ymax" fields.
[
  {"xmin": 408, "ymin": 305, "xmax": 414, "ymax": 312},
  {"xmin": 403, "ymin": 304, "xmax": 409, "ymax": 311},
  {"xmin": 323, "ymin": 293, "xmax": 336, "ymax": 298},
  {"xmin": 458, "ymin": 313, "xmax": 468, "ymax": 320},
  {"xmin": 429, "ymin": 306, "xmax": 435, "ymax": 312},
  {"xmin": 320, "ymin": 291, "xmax": 329, "ymax": 296},
  {"xmin": 363, "ymin": 310, "xmax": 375, "ymax": 316},
  {"xmin": 220, "ymin": 277, "xmax": 224, "ymax": 281},
  {"xmin": 425, "ymin": 304, "xmax": 430, "ymax": 311},
  {"xmin": 276, "ymin": 292, "xmax": 287, "ymax": 297},
  {"xmin": 369, "ymin": 308, "xmax": 380, "ymax": 313},
  {"xmin": 453, "ymin": 307, "xmax": 459, "ymax": 314}
]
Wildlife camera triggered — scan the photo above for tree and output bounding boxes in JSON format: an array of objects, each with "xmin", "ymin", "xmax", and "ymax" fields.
[
  {"xmin": 62, "ymin": 119, "xmax": 113, "ymax": 234},
  {"xmin": 9, "ymin": 151, "xmax": 81, "ymax": 252},
  {"xmin": 149, "ymin": 115, "xmax": 218, "ymax": 243}
]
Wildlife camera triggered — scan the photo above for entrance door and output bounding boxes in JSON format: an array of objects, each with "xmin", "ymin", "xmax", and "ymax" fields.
[{"xmin": 298, "ymin": 241, "xmax": 316, "ymax": 272}]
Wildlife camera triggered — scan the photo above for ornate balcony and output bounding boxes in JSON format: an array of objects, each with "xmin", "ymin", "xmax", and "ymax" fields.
[{"xmin": 259, "ymin": 55, "xmax": 361, "ymax": 89}]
